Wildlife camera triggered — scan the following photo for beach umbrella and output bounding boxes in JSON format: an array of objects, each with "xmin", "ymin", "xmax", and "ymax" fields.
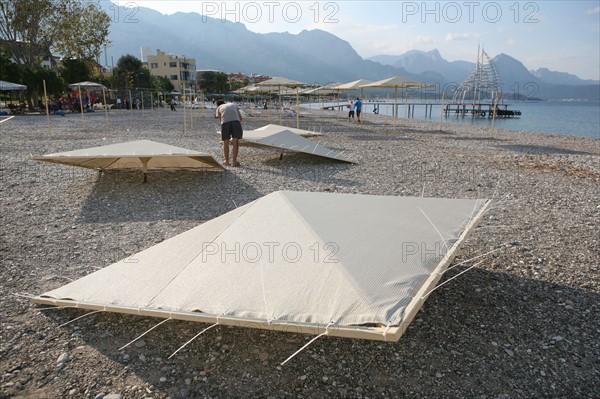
[
  {"xmin": 330, "ymin": 79, "xmax": 374, "ymax": 120},
  {"xmin": 68, "ymin": 81, "xmax": 109, "ymax": 126},
  {"xmin": 361, "ymin": 77, "xmax": 432, "ymax": 130},
  {"xmin": 31, "ymin": 140, "xmax": 224, "ymax": 183},
  {"xmin": 0, "ymin": 80, "xmax": 27, "ymax": 91},
  {"xmin": 0, "ymin": 80, "xmax": 27, "ymax": 115},
  {"xmin": 256, "ymin": 77, "xmax": 305, "ymax": 128}
]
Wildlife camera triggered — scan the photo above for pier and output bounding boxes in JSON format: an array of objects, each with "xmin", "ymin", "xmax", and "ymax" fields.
[
  {"xmin": 443, "ymin": 103, "xmax": 521, "ymax": 118},
  {"xmin": 321, "ymin": 101, "xmax": 521, "ymax": 119}
]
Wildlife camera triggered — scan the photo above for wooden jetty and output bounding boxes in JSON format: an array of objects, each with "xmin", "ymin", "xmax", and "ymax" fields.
[
  {"xmin": 443, "ymin": 103, "xmax": 521, "ymax": 118},
  {"xmin": 321, "ymin": 101, "xmax": 521, "ymax": 119}
]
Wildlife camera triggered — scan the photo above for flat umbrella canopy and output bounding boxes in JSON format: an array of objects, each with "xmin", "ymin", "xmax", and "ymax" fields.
[
  {"xmin": 361, "ymin": 76, "xmax": 430, "ymax": 89},
  {"xmin": 67, "ymin": 81, "xmax": 108, "ymax": 90},
  {"xmin": 249, "ymin": 124, "xmax": 323, "ymax": 137},
  {"xmin": 332, "ymin": 79, "xmax": 374, "ymax": 90},
  {"xmin": 242, "ymin": 128, "xmax": 353, "ymax": 163},
  {"xmin": 32, "ymin": 190, "xmax": 490, "ymax": 342},
  {"xmin": 0, "ymin": 80, "xmax": 27, "ymax": 91},
  {"xmin": 31, "ymin": 140, "xmax": 224, "ymax": 171},
  {"xmin": 255, "ymin": 76, "xmax": 306, "ymax": 88}
]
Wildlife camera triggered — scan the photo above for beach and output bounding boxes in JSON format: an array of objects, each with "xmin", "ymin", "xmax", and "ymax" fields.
[{"xmin": 1, "ymin": 107, "xmax": 598, "ymax": 398}]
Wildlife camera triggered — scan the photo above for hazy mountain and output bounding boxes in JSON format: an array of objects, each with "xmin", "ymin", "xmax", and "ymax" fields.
[
  {"xmin": 491, "ymin": 54, "xmax": 599, "ymax": 100},
  {"xmin": 369, "ymin": 50, "xmax": 598, "ymax": 100},
  {"xmin": 101, "ymin": 2, "xmax": 598, "ymax": 99},
  {"xmin": 101, "ymin": 2, "xmax": 418, "ymax": 83},
  {"xmin": 532, "ymin": 68, "xmax": 600, "ymax": 86},
  {"xmin": 368, "ymin": 49, "xmax": 472, "ymax": 84}
]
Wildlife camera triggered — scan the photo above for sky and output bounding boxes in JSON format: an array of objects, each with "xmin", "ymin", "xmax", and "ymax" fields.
[{"xmin": 130, "ymin": 1, "xmax": 600, "ymax": 80}]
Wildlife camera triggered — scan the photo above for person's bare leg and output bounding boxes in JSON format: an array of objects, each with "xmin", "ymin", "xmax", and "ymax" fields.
[
  {"xmin": 232, "ymin": 138, "xmax": 239, "ymax": 166},
  {"xmin": 223, "ymin": 140, "xmax": 230, "ymax": 165}
]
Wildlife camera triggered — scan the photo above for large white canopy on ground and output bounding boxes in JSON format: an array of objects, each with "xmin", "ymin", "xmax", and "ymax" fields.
[
  {"xmin": 242, "ymin": 128, "xmax": 353, "ymax": 163},
  {"xmin": 33, "ymin": 191, "xmax": 490, "ymax": 341},
  {"xmin": 31, "ymin": 140, "xmax": 224, "ymax": 171}
]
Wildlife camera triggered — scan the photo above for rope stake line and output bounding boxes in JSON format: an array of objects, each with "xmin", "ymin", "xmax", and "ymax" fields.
[
  {"xmin": 280, "ymin": 322, "xmax": 334, "ymax": 366},
  {"xmin": 168, "ymin": 323, "xmax": 219, "ymax": 360},
  {"xmin": 421, "ymin": 259, "xmax": 486, "ymax": 300},
  {"xmin": 58, "ymin": 310, "xmax": 104, "ymax": 328},
  {"xmin": 118, "ymin": 318, "xmax": 171, "ymax": 351}
]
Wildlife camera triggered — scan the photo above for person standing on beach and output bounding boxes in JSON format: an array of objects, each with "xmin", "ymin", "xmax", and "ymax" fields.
[
  {"xmin": 355, "ymin": 97, "xmax": 363, "ymax": 123},
  {"xmin": 348, "ymin": 99, "xmax": 355, "ymax": 121},
  {"xmin": 215, "ymin": 100, "xmax": 243, "ymax": 167}
]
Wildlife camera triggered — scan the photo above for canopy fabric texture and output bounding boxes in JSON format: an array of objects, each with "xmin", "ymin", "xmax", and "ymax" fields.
[
  {"xmin": 33, "ymin": 191, "xmax": 490, "ymax": 341},
  {"xmin": 0, "ymin": 80, "xmax": 27, "ymax": 91},
  {"xmin": 31, "ymin": 140, "xmax": 224, "ymax": 171},
  {"xmin": 241, "ymin": 128, "xmax": 353, "ymax": 163}
]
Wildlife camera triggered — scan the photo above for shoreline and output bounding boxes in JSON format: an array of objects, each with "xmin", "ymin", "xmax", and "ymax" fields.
[{"xmin": 1, "ymin": 108, "xmax": 598, "ymax": 398}]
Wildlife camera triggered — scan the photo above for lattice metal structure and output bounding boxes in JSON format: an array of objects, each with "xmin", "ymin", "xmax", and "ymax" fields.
[{"xmin": 452, "ymin": 47, "xmax": 503, "ymax": 103}]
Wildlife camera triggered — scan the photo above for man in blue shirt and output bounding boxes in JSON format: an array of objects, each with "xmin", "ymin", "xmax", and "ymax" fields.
[{"xmin": 355, "ymin": 97, "xmax": 363, "ymax": 123}]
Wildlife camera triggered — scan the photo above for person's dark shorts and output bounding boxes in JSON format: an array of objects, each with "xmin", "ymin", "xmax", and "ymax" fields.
[
  {"xmin": 221, "ymin": 120, "xmax": 243, "ymax": 141},
  {"xmin": 356, "ymin": 110, "xmax": 362, "ymax": 118}
]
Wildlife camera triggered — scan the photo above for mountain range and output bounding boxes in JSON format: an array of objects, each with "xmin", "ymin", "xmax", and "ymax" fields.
[{"xmin": 102, "ymin": 2, "xmax": 599, "ymax": 100}]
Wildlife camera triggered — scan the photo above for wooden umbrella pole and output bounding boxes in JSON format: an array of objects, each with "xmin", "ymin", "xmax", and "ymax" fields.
[
  {"xmin": 439, "ymin": 91, "xmax": 445, "ymax": 131},
  {"xmin": 337, "ymin": 88, "xmax": 340, "ymax": 122},
  {"xmin": 394, "ymin": 87, "xmax": 398, "ymax": 131},
  {"xmin": 278, "ymin": 86, "xmax": 282, "ymax": 126},
  {"xmin": 78, "ymin": 85, "xmax": 84, "ymax": 126},
  {"xmin": 385, "ymin": 94, "xmax": 390, "ymax": 126},
  {"xmin": 102, "ymin": 88, "xmax": 108, "ymax": 127},
  {"xmin": 129, "ymin": 90, "xmax": 133, "ymax": 128},
  {"xmin": 183, "ymin": 86, "xmax": 187, "ymax": 134},
  {"xmin": 490, "ymin": 92, "xmax": 498, "ymax": 137},
  {"xmin": 43, "ymin": 80, "xmax": 51, "ymax": 136},
  {"xmin": 296, "ymin": 87, "xmax": 300, "ymax": 129}
]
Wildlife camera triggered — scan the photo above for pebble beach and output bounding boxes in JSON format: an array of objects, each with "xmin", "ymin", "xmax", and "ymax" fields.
[{"xmin": 1, "ymin": 106, "xmax": 598, "ymax": 398}]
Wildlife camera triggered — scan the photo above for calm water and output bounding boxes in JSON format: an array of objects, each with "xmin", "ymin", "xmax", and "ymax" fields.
[{"xmin": 307, "ymin": 100, "xmax": 600, "ymax": 139}]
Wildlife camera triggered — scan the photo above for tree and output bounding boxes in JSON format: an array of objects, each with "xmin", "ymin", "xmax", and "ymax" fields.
[
  {"xmin": 152, "ymin": 75, "xmax": 174, "ymax": 93},
  {"xmin": 229, "ymin": 78, "xmax": 249, "ymax": 92},
  {"xmin": 59, "ymin": 58, "xmax": 92, "ymax": 85},
  {"xmin": 200, "ymin": 71, "xmax": 230, "ymax": 94},
  {"xmin": 111, "ymin": 55, "xmax": 152, "ymax": 89},
  {"xmin": 51, "ymin": 1, "xmax": 111, "ymax": 61},
  {"xmin": 0, "ymin": 54, "xmax": 22, "ymax": 83},
  {"xmin": 0, "ymin": 0, "xmax": 110, "ymax": 68}
]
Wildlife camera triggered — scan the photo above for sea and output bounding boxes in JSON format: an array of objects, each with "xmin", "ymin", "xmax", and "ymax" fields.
[{"xmin": 304, "ymin": 100, "xmax": 600, "ymax": 139}]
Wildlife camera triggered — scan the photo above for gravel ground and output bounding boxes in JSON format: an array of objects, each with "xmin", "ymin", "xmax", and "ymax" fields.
[{"xmin": 1, "ymin": 106, "xmax": 599, "ymax": 399}]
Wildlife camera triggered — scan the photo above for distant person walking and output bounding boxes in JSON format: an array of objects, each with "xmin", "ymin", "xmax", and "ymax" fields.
[
  {"xmin": 348, "ymin": 100, "xmax": 355, "ymax": 121},
  {"xmin": 355, "ymin": 97, "xmax": 363, "ymax": 123},
  {"xmin": 215, "ymin": 100, "xmax": 243, "ymax": 167}
]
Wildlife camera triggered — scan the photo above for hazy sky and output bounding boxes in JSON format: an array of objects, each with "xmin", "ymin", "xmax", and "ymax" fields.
[{"xmin": 129, "ymin": 1, "xmax": 600, "ymax": 80}]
